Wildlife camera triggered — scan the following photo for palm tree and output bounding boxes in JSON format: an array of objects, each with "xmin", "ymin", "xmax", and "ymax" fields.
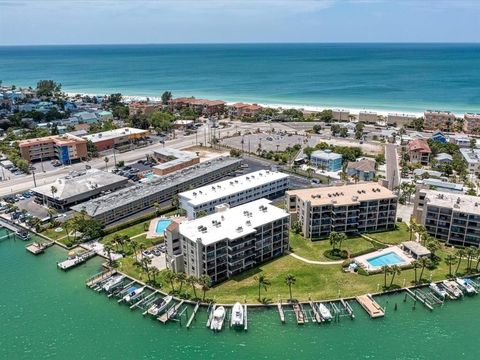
[
  {"xmin": 176, "ymin": 272, "xmax": 187, "ymax": 293},
  {"xmin": 140, "ymin": 257, "xmax": 152, "ymax": 281},
  {"xmin": 130, "ymin": 239, "xmax": 139, "ymax": 259},
  {"xmin": 254, "ymin": 275, "xmax": 270, "ymax": 301},
  {"xmin": 411, "ymin": 260, "xmax": 421, "ymax": 284},
  {"xmin": 104, "ymin": 242, "xmax": 114, "ymax": 266},
  {"xmin": 389, "ymin": 265, "xmax": 401, "ymax": 288},
  {"xmin": 444, "ymin": 254, "xmax": 457, "ymax": 277},
  {"xmin": 382, "ymin": 265, "xmax": 392, "ymax": 289},
  {"xmin": 426, "ymin": 238, "xmax": 441, "ymax": 259},
  {"xmin": 150, "ymin": 267, "xmax": 160, "ymax": 285},
  {"xmin": 104, "ymin": 156, "xmax": 109, "ymax": 171},
  {"xmin": 171, "ymin": 195, "xmax": 179, "ymax": 209},
  {"xmin": 466, "ymin": 247, "xmax": 477, "ymax": 273},
  {"xmin": 455, "ymin": 249, "xmax": 466, "ymax": 274},
  {"xmin": 50, "ymin": 185, "xmax": 58, "ymax": 200},
  {"xmin": 284, "ymin": 274, "xmax": 296, "ymax": 301},
  {"xmin": 186, "ymin": 275, "xmax": 198, "ymax": 299},
  {"xmin": 328, "ymin": 231, "xmax": 346, "ymax": 253},
  {"xmin": 408, "ymin": 219, "xmax": 418, "ymax": 241},
  {"xmin": 113, "ymin": 233, "xmax": 125, "ymax": 252},
  {"xmin": 47, "ymin": 208, "xmax": 55, "ymax": 225},
  {"xmin": 418, "ymin": 257, "xmax": 431, "ymax": 283},
  {"xmin": 153, "ymin": 201, "xmax": 161, "ymax": 216},
  {"xmin": 199, "ymin": 274, "xmax": 212, "ymax": 301},
  {"xmin": 164, "ymin": 269, "xmax": 176, "ymax": 292}
]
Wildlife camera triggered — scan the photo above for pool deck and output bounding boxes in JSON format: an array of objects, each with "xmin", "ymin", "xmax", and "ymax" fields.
[
  {"xmin": 146, "ymin": 216, "xmax": 185, "ymax": 239},
  {"xmin": 354, "ymin": 245, "xmax": 413, "ymax": 272}
]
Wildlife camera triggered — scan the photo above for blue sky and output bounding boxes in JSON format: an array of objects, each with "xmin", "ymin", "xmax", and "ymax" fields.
[{"xmin": 0, "ymin": 0, "xmax": 480, "ymax": 45}]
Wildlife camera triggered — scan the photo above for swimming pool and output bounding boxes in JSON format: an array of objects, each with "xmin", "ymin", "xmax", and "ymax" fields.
[
  {"xmin": 155, "ymin": 219, "xmax": 172, "ymax": 235},
  {"xmin": 366, "ymin": 252, "xmax": 406, "ymax": 267}
]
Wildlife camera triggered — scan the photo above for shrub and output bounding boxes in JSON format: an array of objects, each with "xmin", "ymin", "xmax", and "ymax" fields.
[
  {"xmin": 357, "ymin": 268, "xmax": 369, "ymax": 276},
  {"xmin": 324, "ymin": 249, "xmax": 348, "ymax": 260}
]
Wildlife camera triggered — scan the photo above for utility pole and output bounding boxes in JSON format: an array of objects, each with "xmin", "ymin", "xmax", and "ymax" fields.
[
  {"xmin": 112, "ymin": 147, "xmax": 117, "ymax": 166},
  {"xmin": 30, "ymin": 166, "xmax": 37, "ymax": 187}
]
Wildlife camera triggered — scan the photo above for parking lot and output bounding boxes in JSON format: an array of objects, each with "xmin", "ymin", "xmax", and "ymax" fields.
[{"xmin": 139, "ymin": 243, "xmax": 167, "ymax": 270}]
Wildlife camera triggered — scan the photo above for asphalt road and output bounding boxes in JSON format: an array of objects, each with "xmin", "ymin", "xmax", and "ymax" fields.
[{"xmin": 385, "ymin": 143, "xmax": 400, "ymax": 190}]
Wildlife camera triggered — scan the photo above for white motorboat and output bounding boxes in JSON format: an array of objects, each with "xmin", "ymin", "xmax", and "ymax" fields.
[
  {"xmin": 210, "ymin": 306, "xmax": 226, "ymax": 331},
  {"xmin": 147, "ymin": 295, "xmax": 173, "ymax": 316},
  {"xmin": 317, "ymin": 303, "xmax": 333, "ymax": 321},
  {"xmin": 429, "ymin": 283, "xmax": 447, "ymax": 299},
  {"xmin": 443, "ymin": 280, "xmax": 463, "ymax": 298},
  {"xmin": 456, "ymin": 278, "xmax": 477, "ymax": 295},
  {"xmin": 102, "ymin": 275, "xmax": 124, "ymax": 292},
  {"xmin": 231, "ymin": 302, "xmax": 244, "ymax": 327},
  {"xmin": 123, "ymin": 286, "xmax": 144, "ymax": 302}
]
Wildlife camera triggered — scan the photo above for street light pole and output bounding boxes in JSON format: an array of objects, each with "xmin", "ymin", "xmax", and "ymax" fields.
[{"xmin": 30, "ymin": 166, "xmax": 37, "ymax": 188}]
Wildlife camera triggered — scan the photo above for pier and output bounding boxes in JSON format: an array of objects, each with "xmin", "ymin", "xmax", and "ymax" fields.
[
  {"xmin": 206, "ymin": 303, "xmax": 216, "ymax": 328},
  {"xmin": 26, "ymin": 241, "xmax": 54, "ymax": 255},
  {"xmin": 86, "ymin": 269, "xmax": 117, "ymax": 288},
  {"xmin": 277, "ymin": 303, "xmax": 285, "ymax": 323},
  {"xmin": 244, "ymin": 305, "xmax": 248, "ymax": 331},
  {"xmin": 405, "ymin": 288, "xmax": 435, "ymax": 311},
  {"xmin": 309, "ymin": 301, "xmax": 322, "ymax": 323},
  {"xmin": 130, "ymin": 291, "xmax": 156, "ymax": 310},
  {"xmin": 57, "ymin": 250, "xmax": 96, "ymax": 270},
  {"xmin": 293, "ymin": 303, "xmax": 305, "ymax": 325},
  {"xmin": 340, "ymin": 299, "xmax": 355, "ymax": 319},
  {"xmin": 186, "ymin": 302, "xmax": 200, "ymax": 329},
  {"xmin": 158, "ymin": 300, "xmax": 185, "ymax": 324},
  {"xmin": 356, "ymin": 294, "xmax": 385, "ymax": 318}
]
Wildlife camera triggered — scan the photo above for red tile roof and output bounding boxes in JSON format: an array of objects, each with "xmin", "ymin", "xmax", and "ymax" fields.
[{"xmin": 407, "ymin": 139, "xmax": 431, "ymax": 153}]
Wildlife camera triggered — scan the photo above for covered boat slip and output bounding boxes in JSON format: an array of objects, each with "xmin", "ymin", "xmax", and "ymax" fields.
[{"xmin": 276, "ymin": 299, "xmax": 355, "ymax": 324}]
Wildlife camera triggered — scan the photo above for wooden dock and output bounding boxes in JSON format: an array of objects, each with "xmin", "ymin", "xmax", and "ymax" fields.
[
  {"xmin": 186, "ymin": 302, "xmax": 200, "ymax": 329},
  {"xmin": 26, "ymin": 241, "xmax": 53, "ymax": 255},
  {"xmin": 277, "ymin": 303, "xmax": 285, "ymax": 323},
  {"xmin": 244, "ymin": 305, "xmax": 248, "ymax": 331},
  {"xmin": 86, "ymin": 269, "xmax": 116, "ymax": 288},
  {"xmin": 309, "ymin": 301, "xmax": 322, "ymax": 323},
  {"xmin": 130, "ymin": 291, "xmax": 156, "ymax": 310},
  {"xmin": 406, "ymin": 288, "xmax": 434, "ymax": 311},
  {"xmin": 356, "ymin": 294, "xmax": 385, "ymax": 318},
  {"xmin": 158, "ymin": 300, "xmax": 185, "ymax": 324},
  {"xmin": 340, "ymin": 299, "xmax": 355, "ymax": 319},
  {"xmin": 57, "ymin": 250, "xmax": 96, "ymax": 270},
  {"xmin": 206, "ymin": 304, "xmax": 216, "ymax": 328},
  {"xmin": 293, "ymin": 303, "xmax": 305, "ymax": 325}
]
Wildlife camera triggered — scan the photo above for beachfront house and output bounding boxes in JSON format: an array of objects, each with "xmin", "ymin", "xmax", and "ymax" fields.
[{"xmin": 310, "ymin": 150, "xmax": 342, "ymax": 172}]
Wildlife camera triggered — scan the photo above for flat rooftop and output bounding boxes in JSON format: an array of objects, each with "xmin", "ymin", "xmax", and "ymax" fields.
[
  {"xmin": 178, "ymin": 198, "xmax": 289, "ymax": 246},
  {"xmin": 153, "ymin": 147, "xmax": 198, "ymax": 171},
  {"xmin": 311, "ymin": 150, "xmax": 342, "ymax": 160},
  {"xmin": 421, "ymin": 189, "xmax": 480, "ymax": 215},
  {"xmin": 460, "ymin": 148, "xmax": 480, "ymax": 164},
  {"xmin": 82, "ymin": 127, "xmax": 148, "ymax": 143},
  {"xmin": 179, "ymin": 170, "xmax": 289, "ymax": 206},
  {"xmin": 287, "ymin": 183, "xmax": 396, "ymax": 206},
  {"xmin": 71, "ymin": 157, "xmax": 242, "ymax": 217},
  {"xmin": 18, "ymin": 134, "xmax": 86, "ymax": 148},
  {"xmin": 32, "ymin": 169, "xmax": 128, "ymax": 200}
]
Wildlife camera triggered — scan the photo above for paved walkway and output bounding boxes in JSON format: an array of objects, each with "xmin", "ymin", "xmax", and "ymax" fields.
[
  {"xmin": 288, "ymin": 252, "xmax": 344, "ymax": 265},
  {"xmin": 130, "ymin": 232, "xmax": 147, "ymax": 239}
]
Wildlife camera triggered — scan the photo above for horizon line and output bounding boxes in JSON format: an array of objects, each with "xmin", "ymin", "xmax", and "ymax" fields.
[{"xmin": 1, "ymin": 41, "xmax": 480, "ymax": 47}]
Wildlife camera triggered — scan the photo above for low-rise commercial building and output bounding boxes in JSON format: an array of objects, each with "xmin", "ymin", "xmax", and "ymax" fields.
[
  {"xmin": 151, "ymin": 147, "xmax": 200, "ymax": 176},
  {"xmin": 165, "ymin": 199, "xmax": 290, "ymax": 283},
  {"xmin": 358, "ymin": 111, "xmax": 378, "ymax": 124},
  {"xmin": 386, "ymin": 113, "xmax": 416, "ymax": 127},
  {"xmin": 179, "ymin": 170, "xmax": 290, "ymax": 219},
  {"xmin": 72, "ymin": 157, "xmax": 243, "ymax": 224},
  {"xmin": 18, "ymin": 134, "xmax": 87, "ymax": 164},
  {"xmin": 82, "ymin": 127, "xmax": 149, "ymax": 151},
  {"xmin": 169, "ymin": 97, "xmax": 226, "ymax": 115},
  {"xmin": 463, "ymin": 113, "xmax": 480, "ymax": 134},
  {"xmin": 310, "ymin": 150, "xmax": 342, "ymax": 171},
  {"xmin": 286, "ymin": 184, "xmax": 397, "ymax": 239},
  {"xmin": 407, "ymin": 139, "xmax": 431, "ymax": 165},
  {"xmin": 31, "ymin": 169, "xmax": 128, "ymax": 210},
  {"xmin": 423, "ymin": 110, "xmax": 456, "ymax": 131},
  {"xmin": 413, "ymin": 188, "xmax": 480, "ymax": 247}
]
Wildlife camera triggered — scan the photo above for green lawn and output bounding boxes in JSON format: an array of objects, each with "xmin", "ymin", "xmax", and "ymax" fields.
[
  {"xmin": 366, "ymin": 222, "xmax": 411, "ymax": 245},
  {"xmin": 289, "ymin": 232, "xmax": 376, "ymax": 261},
  {"xmin": 40, "ymin": 227, "xmax": 68, "ymax": 241},
  {"xmin": 101, "ymin": 220, "xmax": 151, "ymax": 243}
]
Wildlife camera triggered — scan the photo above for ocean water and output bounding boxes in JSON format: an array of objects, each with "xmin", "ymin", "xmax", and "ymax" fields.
[
  {"xmin": 1, "ymin": 231, "xmax": 480, "ymax": 359},
  {"xmin": 1, "ymin": 43, "xmax": 480, "ymax": 113}
]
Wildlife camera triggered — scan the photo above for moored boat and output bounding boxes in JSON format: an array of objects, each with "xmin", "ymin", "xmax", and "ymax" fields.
[
  {"xmin": 443, "ymin": 280, "xmax": 463, "ymax": 298},
  {"xmin": 317, "ymin": 303, "xmax": 333, "ymax": 321},
  {"xmin": 429, "ymin": 282, "xmax": 447, "ymax": 299},
  {"xmin": 123, "ymin": 286, "xmax": 144, "ymax": 302},
  {"xmin": 231, "ymin": 302, "xmax": 244, "ymax": 327},
  {"xmin": 102, "ymin": 275, "xmax": 124, "ymax": 292},
  {"xmin": 147, "ymin": 295, "xmax": 173, "ymax": 316},
  {"xmin": 210, "ymin": 306, "xmax": 226, "ymax": 331},
  {"xmin": 16, "ymin": 230, "xmax": 30, "ymax": 241},
  {"xmin": 456, "ymin": 278, "xmax": 477, "ymax": 295}
]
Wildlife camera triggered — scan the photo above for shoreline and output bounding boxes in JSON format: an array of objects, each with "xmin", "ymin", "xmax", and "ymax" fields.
[{"xmin": 64, "ymin": 91, "xmax": 461, "ymax": 119}]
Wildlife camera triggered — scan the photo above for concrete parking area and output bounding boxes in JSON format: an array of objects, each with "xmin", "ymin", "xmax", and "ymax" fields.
[{"xmin": 15, "ymin": 198, "xmax": 50, "ymax": 219}]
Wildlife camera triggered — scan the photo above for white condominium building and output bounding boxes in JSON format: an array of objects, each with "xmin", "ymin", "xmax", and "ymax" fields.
[
  {"xmin": 286, "ymin": 183, "xmax": 398, "ymax": 239},
  {"xmin": 178, "ymin": 170, "xmax": 290, "ymax": 219},
  {"xmin": 165, "ymin": 199, "xmax": 290, "ymax": 283}
]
